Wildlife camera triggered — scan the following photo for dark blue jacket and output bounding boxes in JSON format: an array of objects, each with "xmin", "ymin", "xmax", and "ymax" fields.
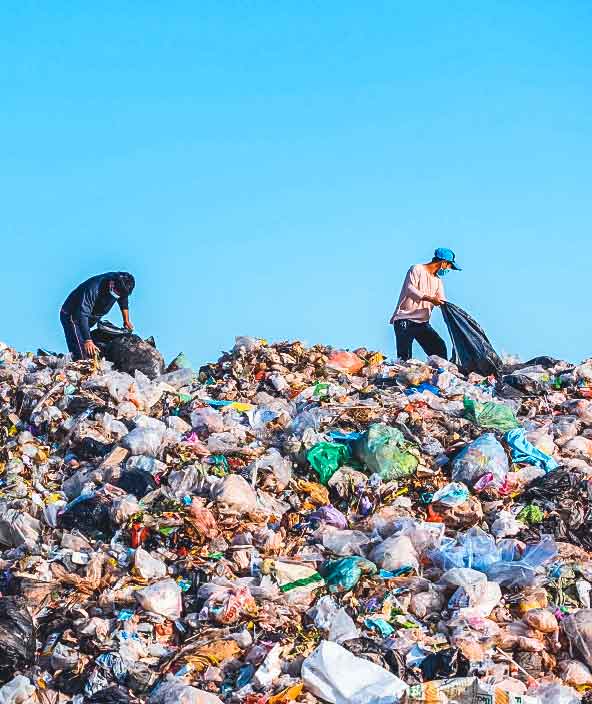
[{"xmin": 61, "ymin": 272, "xmax": 129, "ymax": 341}]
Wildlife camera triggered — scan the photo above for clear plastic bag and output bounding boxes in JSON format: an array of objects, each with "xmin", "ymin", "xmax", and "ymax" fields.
[
  {"xmin": 563, "ymin": 608, "xmax": 592, "ymax": 669},
  {"xmin": 0, "ymin": 676, "xmax": 36, "ymax": 704},
  {"xmin": 190, "ymin": 407, "xmax": 225, "ymax": 434},
  {"xmin": 121, "ymin": 427, "xmax": 164, "ymax": 457},
  {"xmin": 149, "ymin": 677, "xmax": 223, "ymax": 704},
  {"xmin": 369, "ymin": 534, "xmax": 419, "ymax": 572},
  {"xmin": 157, "ymin": 368, "xmax": 194, "ymax": 389},
  {"xmin": 451, "ymin": 433, "xmax": 509, "ymax": 490},
  {"xmin": 210, "ymin": 475, "xmax": 257, "ymax": 513},
  {"xmin": 429, "ymin": 526, "xmax": 501, "ymax": 573},
  {"xmin": 321, "ymin": 528, "xmax": 371, "ymax": 557}
]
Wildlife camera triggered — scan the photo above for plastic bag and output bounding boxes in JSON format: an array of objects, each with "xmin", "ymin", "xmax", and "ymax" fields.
[
  {"xmin": 309, "ymin": 505, "xmax": 348, "ymax": 529},
  {"xmin": 188, "ymin": 500, "xmax": 218, "ymax": 538},
  {"xmin": 354, "ymin": 424, "xmax": 418, "ymax": 480},
  {"xmin": 490, "ymin": 510, "xmax": 525, "ymax": 538},
  {"xmin": 0, "ymin": 598, "xmax": 35, "ymax": 681},
  {"xmin": 558, "ymin": 659, "xmax": 592, "ymax": 687},
  {"xmin": 428, "ymin": 527, "xmax": 502, "ymax": 572},
  {"xmin": 0, "ymin": 509, "xmax": 40, "ymax": 548},
  {"xmin": 464, "ymin": 398, "xmax": 520, "ymax": 432},
  {"xmin": 307, "ymin": 442, "xmax": 351, "ymax": 485},
  {"xmin": 326, "ymin": 351, "xmax": 364, "ymax": 374},
  {"xmin": 528, "ymin": 682, "xmax": 580, "ymax": 704},
  {"xmin": 322, "ymin": 557, "xmax": 377, "ymax": 593},
  {"xmin": 522, "ymin": 608, "xmax": 558, "ymax": 633},
  {"xmin": 321, "ymin": 528, "xmax": 371, "ymax": 557},
  {"xmin": 431, "ymin": 482, "xmax": 469, "ymax": 507},
  {"xmin": 441, "ymin": 302, "xmax": 502, "ymax": 375},
  {"xmin": 451, "ymin": 433, "xmax": 509, "ymax": 490},
  {"xmin": 157, "ymin": 368, "xmax": 194, "ymax": 389},
  {"xmin": 327, "ymin": 608, "xmax": 359, "ymax": 644},
  {"xmin": 563, "ymin": 608, "xmax": 592, "ymax": 669},
  {"xmin": 121, "ymin": 427, "xmax": 165, "ymax": 457},
  {"xmin": 369, "ymin": 535, "xmax": 419, "ymax": 572},
  {"xmin": 0, "ymin": 677, "xmax": 36, "ymax": 704},
  {"xmin": 149, "ymin": 677, "xmax": 223, "ymax": 704},
  {"xmin": 526, "ymin": 425, "xmax": 557, "ymax": 457},
  {"xmin": 504, "ymin": 428, "xmax": 558, "ymax": 473},
  {"xmin": 91, "ymin": 323, "xmax": 165, "ymax": 380},
  {"xmin": 116, "ymin": 468, "xmax": 157, "ymax": 498},
  {"xmin": 135, "ymin": 579, "xmax": 182, "ymax": 620},
  {"xmin": 301, "ymin": 640, "xmax": 408, "ymax": 704},
  {"xmin": 409, "ymin": 589, "xmax": 445, "ymax": 619},
  {"xmin": 133, "ymin": 547, "xmax": 167, "ymax": 580},
  {"xmin": 487, "ymin": 536, "xmax": 557, "ymax": 588},
  {"xmin": 210, "ymin": 475, "xmax": 257, "ymax": 513}
]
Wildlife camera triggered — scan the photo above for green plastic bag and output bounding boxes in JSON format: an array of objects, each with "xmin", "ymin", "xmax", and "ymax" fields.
[
  {"xmin": 306, "ymin": 442, "xmax": 351, "ymax": 485},
  {"xmin": 353, "ymin": 423, "xmax": 418, "ymax": 480},
  {"xmin": 322, "ymin": 556, "xmax": 377, "ymax": 593},
  {"xmin": 463, "ymin": 398, "xmax": 520, "ymax": 432},
  {"xmin": 516, "ymin": 504, "xmax": 544, "ymax": 525}
]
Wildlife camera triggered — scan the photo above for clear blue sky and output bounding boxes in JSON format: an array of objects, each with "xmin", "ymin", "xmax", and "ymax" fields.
[{"xmin": 2, "ymin": 2, "xmax": 591, "ymax": 366}]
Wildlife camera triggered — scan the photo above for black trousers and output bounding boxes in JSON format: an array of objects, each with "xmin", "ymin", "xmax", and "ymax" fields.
[
  {"xmin": 60, "ymin": 310, "xmax": 87, "ymax": 361},
  {"xmin": 393, "ymin": 319, "xmax": 447, "ymax": 361}
]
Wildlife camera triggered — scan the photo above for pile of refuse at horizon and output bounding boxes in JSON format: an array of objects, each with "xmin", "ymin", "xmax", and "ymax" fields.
[{"xmin": 4, "ymin": 335, "xmax": 592, "ymax": 704}]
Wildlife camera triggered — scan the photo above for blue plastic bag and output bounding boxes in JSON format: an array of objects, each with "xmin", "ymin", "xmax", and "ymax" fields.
[{"xmin": 504, "ymin": 428, "xmax": 559, "ymax": 474}]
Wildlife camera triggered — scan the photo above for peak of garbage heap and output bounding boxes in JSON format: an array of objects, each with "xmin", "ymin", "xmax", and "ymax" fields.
[{"xmin": 2, "ymin": 336, "xmax": 592, "ymax": 704}]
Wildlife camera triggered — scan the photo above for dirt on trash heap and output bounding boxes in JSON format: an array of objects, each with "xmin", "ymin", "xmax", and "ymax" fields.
[{"xmin": 2, "ymin": 336, "xmax": 592, "ymax": 703}]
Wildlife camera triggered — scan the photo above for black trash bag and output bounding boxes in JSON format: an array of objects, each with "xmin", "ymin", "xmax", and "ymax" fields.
[
  {"xmin": 419, "ymin": 647, "xmax": 468, "ymax": 680},
  {"xmin": 58, "ymin": 495, "xmax": 113, "ymax": 539},
  {"xmin": 116, "ymin": 469, "xmax": 157, "ymax": 499},
  {"xmin": 502, "ymin": 374, "xmax": 546, "ymax": 396},
  {"xmin": 441, "ymin": 302, "xmax": 502, "ymax": 376},
  {"xmin": 510, "ymin": 355, "xmax": 565, "ymax": 371},
  {"xmin": 73, "ymin": 436, "xmax": 113, "ymax": 460},
  {"xmin": 88, "ymin": 686, "xmax": 132, "ymax": 704},
  {"xmin": 91, "ymin": 321, "xmax": 165, "ymax": 380},
  {"xmin": 0, "ymin": 597, "xmax": 35, "ymax": 682}
]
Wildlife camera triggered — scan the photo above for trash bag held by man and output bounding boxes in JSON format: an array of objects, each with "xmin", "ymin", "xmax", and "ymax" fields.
[
  {"xmin": 91, "ymin": 321, "xmax": 165, "ymax": 379},
  {"xmin": 441, "ymin": 302, "xmax": 502, "ymax": 376}
]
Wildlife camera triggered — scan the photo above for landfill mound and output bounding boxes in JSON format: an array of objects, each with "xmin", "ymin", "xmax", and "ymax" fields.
[{"xmin": 3, "ymin": 338, "xmax": 592, "ymax": 703}]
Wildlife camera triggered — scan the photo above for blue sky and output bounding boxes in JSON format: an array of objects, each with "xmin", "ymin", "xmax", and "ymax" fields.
[{"xmin": 2, "ymin": 2, "xmax": 591, "ymax": 366}]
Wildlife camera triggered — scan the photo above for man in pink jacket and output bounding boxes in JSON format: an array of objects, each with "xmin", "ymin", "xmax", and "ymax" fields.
[{"xmin": 389, "ymin": 248, "xmax": 461, "ymax": 361}]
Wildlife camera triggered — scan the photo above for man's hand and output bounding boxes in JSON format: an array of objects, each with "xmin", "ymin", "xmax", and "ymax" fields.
[
  {"xmin": 425, "ymin": 296, "xmax": 444, "ymax": 306},
  {"xmin": 122, "ymin": 309, "xmax": 134, "ymax": 331},
  {"xmin": 84, "ymin": 340, "xmax": 100, "ymax": 357}
]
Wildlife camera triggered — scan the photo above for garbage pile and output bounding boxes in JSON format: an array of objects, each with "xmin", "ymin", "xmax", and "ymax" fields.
[{"xmin": 3, "ymin": 335, "xmax": 592, "ymax": 703}]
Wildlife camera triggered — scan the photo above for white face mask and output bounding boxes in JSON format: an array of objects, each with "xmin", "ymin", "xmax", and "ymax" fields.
[{"xmin": 111, "ymin": 287, "xmax": 121, "ymax": 300}]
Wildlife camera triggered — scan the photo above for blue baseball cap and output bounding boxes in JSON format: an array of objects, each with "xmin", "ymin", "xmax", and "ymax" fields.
[{"xmin": 434, "ymin": 247, "xmax": 461, "ymax": 270}]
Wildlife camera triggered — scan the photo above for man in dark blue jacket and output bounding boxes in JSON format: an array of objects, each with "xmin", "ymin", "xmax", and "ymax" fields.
[{"xmin": 60, "ymin": 272, "xmax": 135, "ymax": 360}]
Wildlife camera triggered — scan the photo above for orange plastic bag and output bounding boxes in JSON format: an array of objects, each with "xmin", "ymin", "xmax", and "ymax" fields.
[{"xmin": 326, "ymin": 350, "xmax": 364, "ymax": 374}]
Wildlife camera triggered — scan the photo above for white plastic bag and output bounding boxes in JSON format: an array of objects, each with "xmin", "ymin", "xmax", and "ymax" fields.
[
  {"xmin": 327, "ymin": 608, "xmax": 359, "ymax": 644},
  {"xmin": 135, "ymin": 579, "xmax": 182, "ymax": 620},
  {"xmin": 134, "ymin": 547, "xmax": 167, "ymax": 580},
  {"xmin": 302, "ymin": 640, "xmax": 407, "ymax": 704}
]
